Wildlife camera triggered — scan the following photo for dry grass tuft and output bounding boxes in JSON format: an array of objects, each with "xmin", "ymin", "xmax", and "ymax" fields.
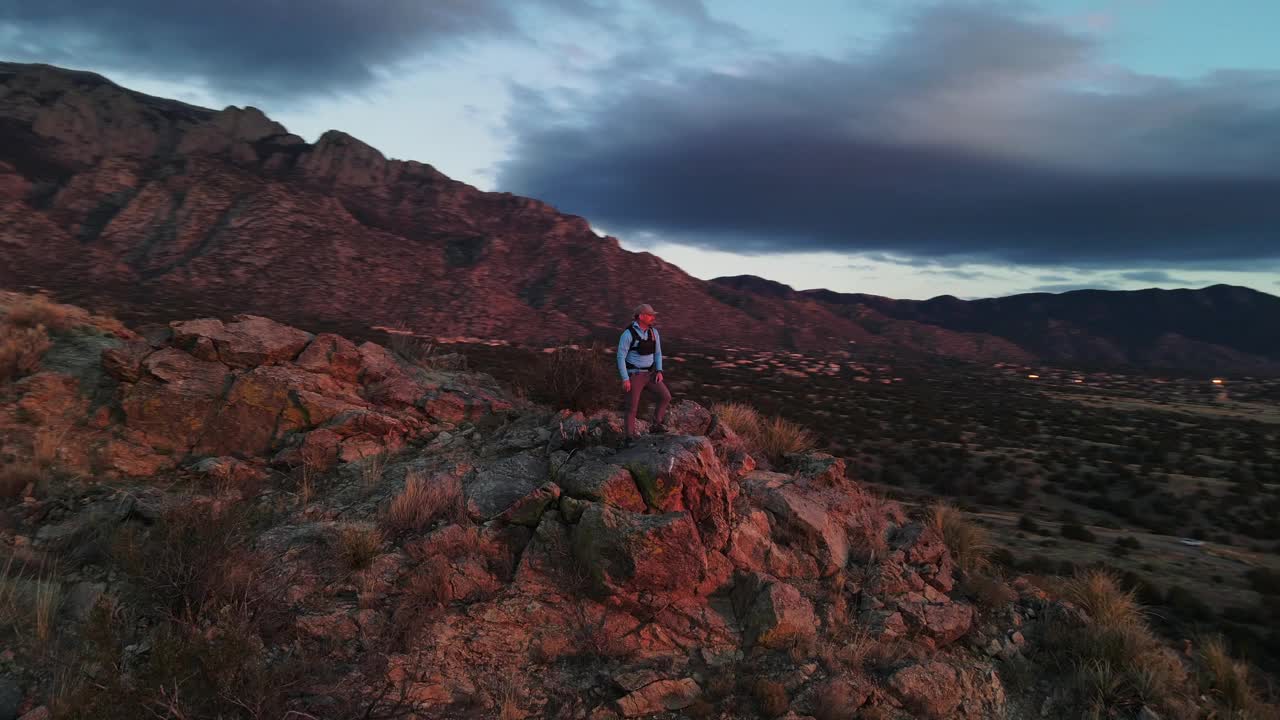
[
  {"xmin": 834, "ymin": 628, "xmax": 876, "ymax": 669},
  {"xmin": 336, "ymin": 524, "xmax": 384, "ymax": 571},
  {"xmin": 359, "ymin": 453, "xmax": 387, "ymax": 490},
  {"xmin": 32, "ymin": 426, "xmax": 68, "ymax": 470},
  {"xmin": 33, "ymin": 569, "xmax": 61, "ymax": 645},
  {"xmin": 930, "ymin": 503, "xmax": 990, "ymax": 575},
  {"xmin": 1076, "ymin": 659, "xmax": 1138, "ymax": 719},
  {"xmin": 0, "ymin": 322, "xmax": 51, "ymax": 382},
  {"xmin": 1040, "ymin": 569, "xmax": 1198, "ymax": 717},
  {"xmin": 1062, "ymin": 569, "xmax": 1144, "ymax": 630},
  {"xmin": 1, "ymin": 554, "xmax": 62, "ymax": 645},
  {"xmin": 1198, "ymin": 636, "xmax": 1262, "ymax": 715},
  {"xmin": 714, "ymin": 402, "xmax": 763, "ymax": 440},
  {"xmin": 2, "ymin": 292, "xmax": 77, "ymax": 332},
  {"xmin": 759, "ymin": 415, "xmax": 817, "ymax": 459},
  {"xmin": 712, "ymin": 402, "xmax": 816, "ymax": 463},
  {"xmin": 497, "ymin": 680, "xmax": 523, "ymax": 720},
  {"xmin": 382, "ymin": 471, "xmax": 465, "ymax": 533}
]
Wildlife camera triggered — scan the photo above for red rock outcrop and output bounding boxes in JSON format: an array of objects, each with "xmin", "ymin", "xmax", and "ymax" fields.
[{"xmin": 0, "ymin": 302, "xmax": 1023, "ymax": 719}]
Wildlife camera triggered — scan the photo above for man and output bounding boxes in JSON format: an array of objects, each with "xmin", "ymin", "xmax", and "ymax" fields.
[{"xmin": 617, "ymin": 303, "xmax": 671, "ymax": 445}]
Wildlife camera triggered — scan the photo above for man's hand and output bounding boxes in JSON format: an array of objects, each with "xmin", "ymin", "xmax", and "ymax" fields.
[
  {"xmin": 655, "ymin": 371, "xmax": 664, "ymax": 384},
  {"xmin": 622, "ymin": 379, "xmax": 631, "ymax": 393}
]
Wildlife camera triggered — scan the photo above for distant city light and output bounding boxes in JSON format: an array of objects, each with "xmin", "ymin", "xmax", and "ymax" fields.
[
  {"xmin": 1211, "ymin": 378, "xmax": 1224, "ymax": 385},
  {"xmin": 1027, "ymin": 374, "xmax": 1040, "ymax": 379}
]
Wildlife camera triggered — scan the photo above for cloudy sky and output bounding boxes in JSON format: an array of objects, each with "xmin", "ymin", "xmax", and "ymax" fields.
[{"xmin": 4, "ymin": 0, "xmax": 1279, "ymax": 299}]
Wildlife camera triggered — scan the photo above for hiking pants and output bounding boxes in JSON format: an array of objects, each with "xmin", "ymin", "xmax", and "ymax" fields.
[{"xmin": 624, "ymin": 370, "xmax": 671, "ymax": 437}]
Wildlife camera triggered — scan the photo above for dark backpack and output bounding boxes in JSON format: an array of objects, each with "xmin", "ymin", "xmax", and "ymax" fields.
[{"xmin": 625, "ymin": 325, "xmax": 658, "ymax": 357}]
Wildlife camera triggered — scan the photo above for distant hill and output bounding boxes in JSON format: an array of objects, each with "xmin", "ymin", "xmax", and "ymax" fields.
[
  {"xmin": 793, "ymin": 282, "xmax": 1280, "ymax": 373},
  {"xmin": 1, "ymin": 60, "xmax": 1276, "ymax": 373}
]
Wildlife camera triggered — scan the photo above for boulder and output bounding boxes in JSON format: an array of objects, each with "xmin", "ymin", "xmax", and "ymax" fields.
[
  {"xmin": 725, "ymin": 509, "xmax": 821, "ymax": 579},
  {"xmin": 614, "ymin": 678, "xmax": 701, "ymax": 717},
  {"xmin": 192, "ymin": 366, "xmax": 321, "ymax": 456},
  {"xmin": 888, "ymin": 662, "xmax": 962, "ymax": 719},
  {"xmin": 553, "ymin": 449, "xmax": 646, "ymax": 512},
  {"xmin": 170, "ymin": 315, "xmax": 312, "ymax": 368},
  {"xmin": 295, "ymin": 333, "xmax": 362, "ymax": 383},
  {"xmin": 785, "ymin": 452, "xmax": 846, "ymax": 488},
  {"xmin": 119, "ymin": 348, "xmax": 229, "ymax": 452},
  {"xmin": 356, "ymin": 342, "xmax": 405, "ymax": 383},
  {"xmin": 741, "ymin": 471, "xmax": 849, "ymax": 574},
  {"xmin": 612, "ymin": 435, "xmax": 737, "ymax": 551},
  {"xmin": 571, "ymin": 504, "xmax": 707, "ymax": 599},
  {"xmin": 100, "ymin": 339, "xmax": 153, "ymax": 382},
  {"xmin": 662, "ymin": 400, "xmax": 714, "ymax": 436},
  {"xmin": 731, "ymin": 573, "xmax": 818, "ymax": 650},
  {"xmin": 462, "ymin": 451, "xmax": 553, "ymax": 524}
]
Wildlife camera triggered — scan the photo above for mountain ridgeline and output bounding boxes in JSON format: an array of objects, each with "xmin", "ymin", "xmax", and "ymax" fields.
[{"xmin": 1, "ymin": 60, "xmax": 1277, "ymax": 374}]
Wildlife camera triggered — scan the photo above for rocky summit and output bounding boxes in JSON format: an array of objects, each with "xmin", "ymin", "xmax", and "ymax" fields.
[{"xmin": 3, "ymin": 292, "xmax": 1253, "ymax": 720}]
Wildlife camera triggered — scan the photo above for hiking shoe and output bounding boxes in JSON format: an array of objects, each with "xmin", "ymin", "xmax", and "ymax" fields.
[
  {"xmin": 650, "ymin": 424, "xmax": 667, "ymax": 434},
  {"xmin": 620, "ymin": 437, "xmax": 636, "ymax": 449}
]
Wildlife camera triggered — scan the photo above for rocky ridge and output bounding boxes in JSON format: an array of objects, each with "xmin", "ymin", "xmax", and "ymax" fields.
[
  {"xmin": 0, "ymin": 297, "xmax": 1080, "ymax": 719},
  {"xmin": 1, "ymin": 60, "xmax": 1061, "ymax": 368}
]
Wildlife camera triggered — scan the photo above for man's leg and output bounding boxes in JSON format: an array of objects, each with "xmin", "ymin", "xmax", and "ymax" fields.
[
  {"xmin": 650, "ymin": 374, "xmax": 672, "ymax": 428},
  {"xmin": 625, "ymin": 371, "xmax": 651, "ymax": 437}
]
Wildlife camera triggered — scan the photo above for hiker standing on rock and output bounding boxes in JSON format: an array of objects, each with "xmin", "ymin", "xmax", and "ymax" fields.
[{"xmin": 618, "ymin": 303, "xmax": 671, "ymax": 446}]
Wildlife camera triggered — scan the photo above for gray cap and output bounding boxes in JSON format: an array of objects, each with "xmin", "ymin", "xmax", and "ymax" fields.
[{"xmin": 632, "ymin": 303, "xmax": 658, "ymax": 316}]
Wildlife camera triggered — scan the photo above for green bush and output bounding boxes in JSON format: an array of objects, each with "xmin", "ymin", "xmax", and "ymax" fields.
[{"xmin": 1061, "ymin": 523, "xmax": 1096, "ymax": 543}]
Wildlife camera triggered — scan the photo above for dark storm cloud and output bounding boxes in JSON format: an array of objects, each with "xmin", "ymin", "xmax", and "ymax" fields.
[
  {"xmin": 1, "ymin": 0, "xmax": 528, "ymax": 98},
  {"xmin": 0, "ymin": 0, "xmax": 736, "ymax": 100},
  {"xmin": 499, "ymin": 4, "xmax": 1280, "ymax": 267}
]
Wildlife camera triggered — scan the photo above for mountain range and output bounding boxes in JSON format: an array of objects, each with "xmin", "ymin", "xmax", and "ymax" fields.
[{"xmin": 2, "ymin": 61, "xmax": 1277, "ymax": 374}]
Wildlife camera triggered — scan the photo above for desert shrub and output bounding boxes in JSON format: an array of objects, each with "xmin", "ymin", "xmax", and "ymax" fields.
[
  {"xmin": 751, "ymin": 678, "xmax": 789, "ymax": 718},
  {"xmin": 1245, "ymin": 567, "xmax": 1280, "ymax": 596},
  {"xmin": 112, "ymin": 504, "xmax": 254, "ymax": 619},
  {"xmin": 931, "ymin": 503, "xmax": 990, "ymax": 574},
  {"xmin": 57, "ymin": 602, "xmax": 304, "ymax": 720},
  {"xmin": 1017, "ymin": 514, "xmax": 1041, "ymax": 533},
  {"xmin": 382, "ymin": 470, "xmax": 464, "ymax": 533},
  {"xmin": 2, "ymin": 292, "xmax": 76, "ymax": 332},
  {"xmin": 336, "ymin": 524, "xmax": 384, "ymax": 571},
  {"xmin": 683, "ymin": 699, "xmax": 715, "ymax": 719},
  {"xmin": 1164, "ymin": 585, "xmax": 1214, "ymax": 622},
  {"xmin": 387, "ymin": 333, "xmax": 469, "ymax": 372},
  {"xmin": 0, "ymin": 462, "xmax": 40, "ymax": 500},
  {"xmin": 524, "ymin": 343, "xmax": 617, "ymax": 412},
  {"xmin": 0, "ymin": 322, "xmax": 51, "ymax": 382},
  {"xmin": 814, "ymin": 680, "xmax": 857, "ymax": 720},
  {"xmin": 1061, "ymin": 523, "xmax": 1096, "ymax": 542},
  {"xmin": 963, "ymin": 571, "xmax": 1018, "ymax": 609},
  {"xmin": 990, "ymin": 547, "xmax": 1017, "ymax": 569}
]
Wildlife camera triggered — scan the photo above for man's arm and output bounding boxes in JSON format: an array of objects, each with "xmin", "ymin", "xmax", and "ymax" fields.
[
  {"xmin": 654, "ymin": 329, "xmax": 663, "ymax": 373},
  {"xmin": 617, "ymin": 330, "xmax": 631, "ymax": 381}
]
